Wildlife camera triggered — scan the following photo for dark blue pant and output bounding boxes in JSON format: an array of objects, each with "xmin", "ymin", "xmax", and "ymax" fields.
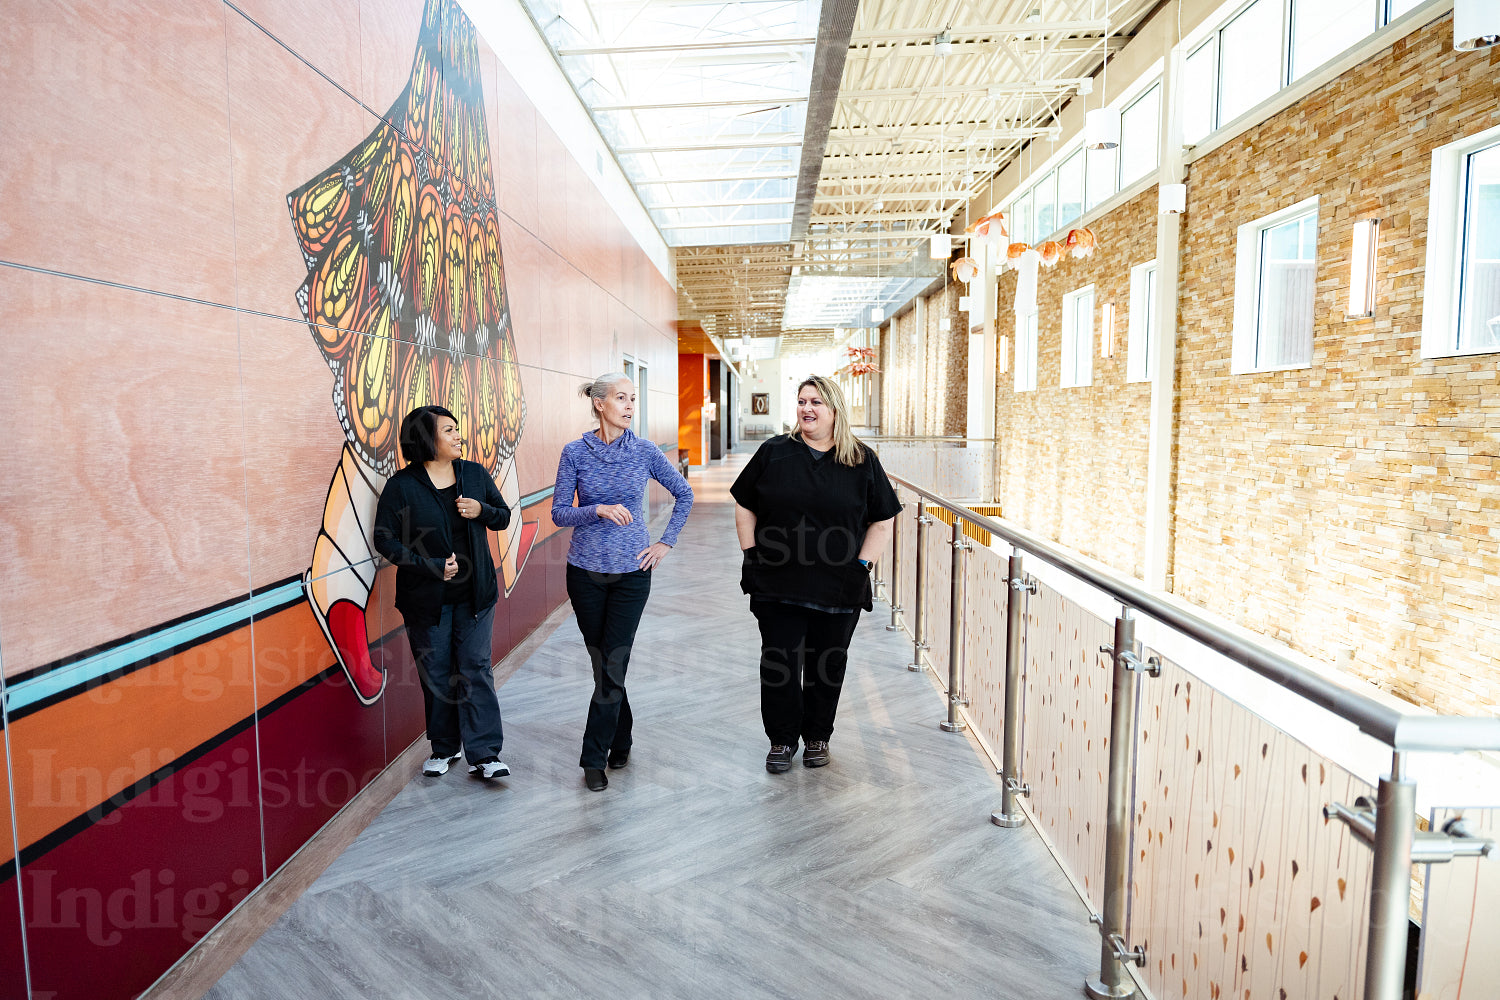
[
  {"xmin": 567, "ymin": 563, "xmax": 652, "ymax": 770},
  {"xmin": 406, "ymin": 602, "xmax": 503, "ymax": 764},
  {"xmin": 752, "ymin": 600, "xmax": 861, "ymax": 746}
]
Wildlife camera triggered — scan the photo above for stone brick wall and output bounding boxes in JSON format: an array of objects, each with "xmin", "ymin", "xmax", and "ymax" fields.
[
  {"xmin": 1172, "ymin": 17, "xmax": 1500, "ymax": 716},
  {"xmin": 878, "ymin": 13, "xmax": 1500, "ymax": 718},
  {"xmin": 879, "ymin": 287, "xmax": 968, "ymax": 436},
  {"xmin": 991, "ymin": 187, "xmax": 1159, "ymax": 579}
]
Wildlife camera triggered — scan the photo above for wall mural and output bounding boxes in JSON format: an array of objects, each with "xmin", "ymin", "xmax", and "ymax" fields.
[{"xmin": 288, "ymin": 0, "xmax": 535, "ymax": 704}]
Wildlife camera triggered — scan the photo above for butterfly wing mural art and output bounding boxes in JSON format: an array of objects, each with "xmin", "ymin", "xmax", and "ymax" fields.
[{"xmin": 287, "ymin": 0, "xmax": 533, "ymax": 705}]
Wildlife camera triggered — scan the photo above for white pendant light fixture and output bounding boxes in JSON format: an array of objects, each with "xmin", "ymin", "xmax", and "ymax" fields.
[
  {"xmin": 871, "ymin": 306, "xmax": 885, "ymax": 323},
  {"xmin": 1455, "ymin": 0, "xmax": 1500, "ymax": 50},
  {"xmin": 1159, "ymin": 182, "xmax": 1187, "ymax": 214},
  {"xmin": 929, "ymin": 233, "xmax": 951, "ymax": 258},
  {"xmin": 1085, "ymin": 108, "xmax": 1120, "ymax": 150}
]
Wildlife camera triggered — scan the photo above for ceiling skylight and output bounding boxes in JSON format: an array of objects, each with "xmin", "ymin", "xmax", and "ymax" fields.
[{"xmin": 522, "ymin": 0, "xmax": 819, "ymax": 247}]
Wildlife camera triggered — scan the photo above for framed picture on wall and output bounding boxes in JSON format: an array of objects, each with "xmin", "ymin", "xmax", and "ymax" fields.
[{"xmin": 751, "ymin": 392, "xmax": 769, "ymax": 414}]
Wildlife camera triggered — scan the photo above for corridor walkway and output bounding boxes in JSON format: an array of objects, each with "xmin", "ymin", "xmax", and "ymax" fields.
[{"xmin": 204, "ymin": 456, "xmax": 1099, "ymax": 1000}]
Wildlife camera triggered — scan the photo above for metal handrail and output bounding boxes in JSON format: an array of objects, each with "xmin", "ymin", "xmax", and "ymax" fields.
[{"xmin": 885, "ymin": 472, "xmax": 1500, "ymax": 755}]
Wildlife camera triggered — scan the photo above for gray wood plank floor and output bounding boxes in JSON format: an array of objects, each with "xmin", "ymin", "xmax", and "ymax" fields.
[{"xmin": 205, "ymin": 461, "xmax": 1100, "ymax": 1000}]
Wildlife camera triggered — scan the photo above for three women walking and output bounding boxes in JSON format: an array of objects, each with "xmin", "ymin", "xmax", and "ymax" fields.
[
  {"xmin": 732, "ymin": 375, "xmax": 899, "ymax": 773},
  {"xmin": 553, "ymin": 373, "xmax": 695, "ymax": 791}
]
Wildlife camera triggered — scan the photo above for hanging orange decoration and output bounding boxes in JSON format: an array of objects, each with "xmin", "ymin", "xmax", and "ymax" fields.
[
  {"xmin": 965, "ymin": 210, "xmax": 1008, "ymax": 240},
  {"xmin": 1037, "ymin": 240, "xmax": 1064, "ymax": 266},
  {"xmin": 1006, "ymin": 242, "xmax": 1032, "ymax": 259},
  {"xmin": 1065, "ymin": 227, "xmax": 1098, "ymax": 258},
  {"xmin": 950, "ymin": 257, "xmax": 981, "ymax": 283}
]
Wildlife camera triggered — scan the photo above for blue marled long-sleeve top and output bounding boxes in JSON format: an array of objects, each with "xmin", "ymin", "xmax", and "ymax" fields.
[{"xmin": 551, "ymin": 429, "xmax": 695, "ymax": 574}]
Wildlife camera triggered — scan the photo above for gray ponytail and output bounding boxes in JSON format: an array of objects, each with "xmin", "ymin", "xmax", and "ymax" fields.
[{"xmin": 580, "ymin": 371, "xmax": 631, "ymax": 424}]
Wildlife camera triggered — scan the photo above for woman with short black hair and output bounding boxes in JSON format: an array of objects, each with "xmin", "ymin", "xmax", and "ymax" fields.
[
  {"xmin": 373, "ymin": 405, "xmax": 513, "ymax": 780},
  {"xmin": 731, "ymin": 375, "xmax": 899, "ymax": 773}
]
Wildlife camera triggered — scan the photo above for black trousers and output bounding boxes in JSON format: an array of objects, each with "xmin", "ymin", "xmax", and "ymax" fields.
[
  {"xmin": 751, "ymin": 600, "xmax": 861, "ymax": 747},
  {"xmin": 406, "ymin": 602, "xmax": 504, "ymax": 764},
  {"xmin": 567, "ymin": 563, "xmax": 652, "ymax": 769}
]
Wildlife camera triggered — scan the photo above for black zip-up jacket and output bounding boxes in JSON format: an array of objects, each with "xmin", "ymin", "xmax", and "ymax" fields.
[{"xmin": 372, "ymin": 460, "xmax": 512, "ymax": 626}]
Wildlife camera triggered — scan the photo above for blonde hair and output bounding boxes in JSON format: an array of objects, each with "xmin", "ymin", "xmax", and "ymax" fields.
[
  {"xmin": 579, "ymin": 372, "xmax": 632, "ymax": 424},
  {"xmin": 791, "ymin": 374, "xmax": 866, "ymax": 466}
]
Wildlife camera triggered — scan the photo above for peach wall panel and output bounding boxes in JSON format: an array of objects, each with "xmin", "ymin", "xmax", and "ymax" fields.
[
  {"xmin": 235, "ymin": 312, "xmax": 351, "ymax": 588},
  {"xmin": 489, "ymin": 55, "xmax": 539, "ymax": 237},
  {"xmin": 499, "ymin": 214, "xmax": 545, "ymax": 367},
  {"xmin": 533, "ymin": 122, "xmax": 571, "ymax": 252},
  {"xmin": 0, "ymin": 0, "xmax": 236, "ymax": 304},
  {"xmin": 0, "ymin": 270, "xmax": 251, "ymax": 676},
  {"xmin": 226, "ymin": 14, "xmax": 376, "ymax": 320},
  {"xmin": 357, "ymin": 0, "xmax": 424, "ymax": 129},
  {"xmin": 230, "ymin": 0, "xmax": 364, "ymax": 102}
]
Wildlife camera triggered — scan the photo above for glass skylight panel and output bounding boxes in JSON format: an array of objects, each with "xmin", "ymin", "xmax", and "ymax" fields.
[{"xmin": 522, "ymin": 0, "xmax": 818, "ymax": 246}]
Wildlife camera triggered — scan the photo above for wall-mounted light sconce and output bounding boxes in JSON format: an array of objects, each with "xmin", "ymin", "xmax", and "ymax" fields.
[
  {"xmin": 1085, "ymin": 108, "xmax": 1120, "ymax": 150},
  {"xmin": 930, "ymin": 233, "xmax": 952, "ymax": 259},
  {"xmin": 1159, "ymin": 183, "xmax": 1187, "ymax": 214},
  {"xmin": 1100, "ymin": 302, "xmax": 1115, "ymax": 357},
  {"xmin": 938, "ymin": 316, "xmax": 952, "ymax": 332},
  {"xmin": 1455, "ymin": 0, "xmax": 1500, "ymax": 50},
  {"xmin": 871, "ymin": 306, "xmax": 885, "ymax": 322},
  {"xmin": 1347, "ymin": 217, "xmax": 1380, "ymax": 319},
  {"xmin": 958, "ymin": 295, "xmax": 973, "ymax": 311},
  {"xmin": 998, "ymin": 335, "xmax": 1010, "ymax": 373}
]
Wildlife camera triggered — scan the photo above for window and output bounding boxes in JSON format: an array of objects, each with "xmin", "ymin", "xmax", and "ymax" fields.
[
  {"xmin": 1118, "ymin": 85, "xmax": 1161, "ymax": 187},
  {"xmin": 1127, "ymin": 261, "xmax": 1158, "ymax": 383},
  {"xmin": 1422, "ymin": 127, "xmax": 1500, "ymax": 358},
  {"xmin": 1232, "ymin": 196, "xmax": 1318, "ymax": 373},
  {"xmin": 1033, "ymin": 171, "xmax": 1056, "ymax": 240},
  {"xmin": 1386, "ymin": 0, "xmax": 1424, "ymax": 21},
  {"xmin": 1012, "ymin": 190, "xmax": 1032, "ymax": 245},
  {"xmin": 1056, "ymin": 150, "xmax": 1084, "ymax": 231},
  {"xmin": 1014, "ymin": 311, "xmax": 1038, "ymax": 392},
  {"xmin": 1086, "ymin": 144, "xmax": 1118, "ymax": 211},
  {"xmin": 1060, "ymin": 286, "xmax": 1094, "ymax": 387},
  {"xmin": 1291, "ymin": 0, "xmax": 1375, "ymax": 81},
  {"xmin": 1183, "ymin": 40, "xmax": 1217, "ymax": 144},
  {"xmin": 1218, "ymin": 0, "xmax": 1282, "ymax": 126}
]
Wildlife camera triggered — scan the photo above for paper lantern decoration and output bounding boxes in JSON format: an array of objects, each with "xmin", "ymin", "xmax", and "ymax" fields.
[
  {"xmin": 1037, "ymin": 240, "xmax": 1064, "ymax": 266},
  {"xmin": 951, "ymin": 257, "xmax": 981, "ymax": 283},
  {"xmin": 965, "ymin": 210, "xmax": 1008, "ymax": 240},
  {"xmin": 1006, "ymin": 242, "xmax": 1032, "ymax": 260},
  {"xmin": 1065, "ymin": 227, "xmax": 1098, "ymax": 258}
]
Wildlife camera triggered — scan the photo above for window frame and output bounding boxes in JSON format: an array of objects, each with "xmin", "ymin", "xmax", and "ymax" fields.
[
  {"xmin": 1231, "ymin": 195, "xmax": 1320, "ymax": 375},
  {"xmin": 1421, "ymin": 123, "xmax": 1500, "ymax": 359},
  {"xmin": 1127, "ymin": 261, "xmax": 1158, "ymax": 383},
  {"xmin": 1117, "ymin": 83, "xmax": 1162, "ymax": 189},
  {"xmin": 1060, "ymin": 285, "xmax": 1096, "ymax": 389},
  {"xmin": 1014, "ymin": 310, "xmax": 1039, "ymax": 392}
]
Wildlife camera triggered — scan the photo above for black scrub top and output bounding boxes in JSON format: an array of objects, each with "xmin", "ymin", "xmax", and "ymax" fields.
[{"xmin": 731, "ymin": 435, "xmax": 901, "ymax": 611}]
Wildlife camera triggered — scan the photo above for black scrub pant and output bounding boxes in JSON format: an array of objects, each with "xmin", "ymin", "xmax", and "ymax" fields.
[
  {"xmin": 751, "ymin": 599, "xmax": 861, "ymax": 747},
  {"xmin": 567, "ymin": 563, "xmax": 652, "ymax": 769}
]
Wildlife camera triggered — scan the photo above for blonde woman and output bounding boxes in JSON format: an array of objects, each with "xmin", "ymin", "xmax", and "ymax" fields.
[
  {"xmin": 552, "ymin": 373, "xmax": 694, "ymax": 791},
  {"xmin": 730, "ymin": 375, "xmax": 899, "ymax": 773}
]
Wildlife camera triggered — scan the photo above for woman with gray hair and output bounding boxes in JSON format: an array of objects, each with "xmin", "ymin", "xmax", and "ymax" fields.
[{"xmin": 552, "ymin": 372, "xmax": 694, "ymax": 791}]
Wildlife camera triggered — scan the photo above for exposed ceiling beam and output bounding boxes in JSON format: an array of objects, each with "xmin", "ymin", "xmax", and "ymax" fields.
[
  {"xmin": 849, "ymin": 21, "xmax": 1108, "ymax": 43},
  {"xmin": 658, "ymin": 217, "xmax": 795, "ymax": 229},
  {"xmin": 634, "ymin": 172, "xmax": 800, "ymax": 185},
  {"xmin": 592, "ymin": 96, "xmax": 809, "ymax": 112},
  {"xmin": 556, "ymin": 37, "xmax": 815, "ymax": 56},
  {"xmin": 788, "ymin": 0, "xmax": 859, "ymax": 241},
  {"xmin": 616, "ymin": 134, "xmax": 803, "ymax": 153}
]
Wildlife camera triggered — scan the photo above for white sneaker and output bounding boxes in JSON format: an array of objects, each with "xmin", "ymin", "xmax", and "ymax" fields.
[
  {"xmin": 422, "ymin": 753, "xmax": 461, "ymax": 777},
  {"xmin": 469, "ymin": 758, "xmax": 511, "ymax": 780}
]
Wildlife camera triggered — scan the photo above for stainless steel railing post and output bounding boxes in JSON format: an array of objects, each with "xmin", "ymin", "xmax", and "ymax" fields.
[
  {"xmin": 884, "ymin": 493, "xmax": 905, "ymax": 632},
  {"xmin": 940, "ymin": 519, "xmax": 970, "ymax": 733},
  {"xmin": 907, "ymin": 500, "xmax": 931, "ymax": 671},
  {"xmin": 992, "ymin": 551, "xmax": 1032, "ymax": 828},
  {"xmin": 1363, "ymin": 752, "xmax": 1416, "ymax": 1000},
  {"xmin": 1086, "ymin": 609, "xmax": 1142, "ymax": 1000}
]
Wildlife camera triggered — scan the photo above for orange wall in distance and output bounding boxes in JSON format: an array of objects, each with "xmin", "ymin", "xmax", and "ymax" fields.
[{"xmin": 678, "ymin": 353, "xmax": 706, "ymax": 466}]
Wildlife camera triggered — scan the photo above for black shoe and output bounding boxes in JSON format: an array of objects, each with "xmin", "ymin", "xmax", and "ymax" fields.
[
  {"xmin": 607, "ymin": 749, "xmax": 630, "ymax": 769},
  {"xmin": 765, "ymin": 744, "xmax": 796, "ymax": 773},
  {"xmin": 803, "ymin": 740, "xmax": 830, "ymax": 767},
  {"xmin": 584, "ymin": 767, "xmax": 609, "ymax": 791}
]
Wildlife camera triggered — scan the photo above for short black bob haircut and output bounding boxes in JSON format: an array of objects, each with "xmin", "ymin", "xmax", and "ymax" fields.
[{"xmin": 398, "ymin": 405, "xmax": 459, "ymax": 466}]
